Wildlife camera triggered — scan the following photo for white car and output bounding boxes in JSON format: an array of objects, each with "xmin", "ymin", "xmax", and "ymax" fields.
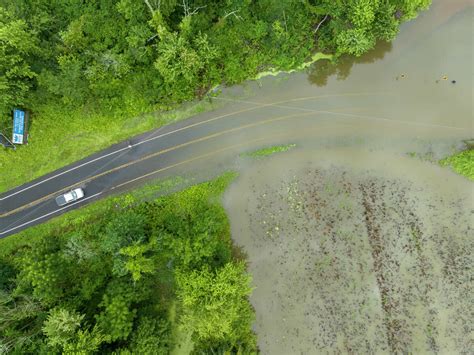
[{"xmin": 55, "ymin": 188, "xmax": 85, "ymax": 206}]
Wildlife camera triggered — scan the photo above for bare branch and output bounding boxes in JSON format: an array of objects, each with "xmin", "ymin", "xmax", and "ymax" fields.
[
  {"xmin": 223, "ymin": 9, "xmax": 242, "ymax": 21},
  {"xmin": 180, "ymin": 0, "xmax": 206, "ymax": 17},
  {"xmin": 144, "ymin": 0, "xmax": 161, "ymax": 14},
  {"xmin": 313, "ymin": 14, "xmax": 329, "ymax": 34},
  {"xmin": 189, "ymin": 5, "xmax": 207, "ymax": 16},
  {"xmin": 146, "ymin": 34, "xmax": 159, "ymax": 43}
]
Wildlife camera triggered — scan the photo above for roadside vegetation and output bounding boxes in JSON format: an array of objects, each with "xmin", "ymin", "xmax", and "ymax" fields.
[
  {"xmin": 0, "ymin": 173, "xmax": 257, "ymax": 353},
  {"xmin": 242, "ymin": 143, "xmax": 296, "ymax": 158},
  {"xmin": 440, "ymin": 149, "xmax": 474, "ymax": 181},
  {"xmin": 0, "ymin": 0, "xmax": 431, "ymax": 192}
]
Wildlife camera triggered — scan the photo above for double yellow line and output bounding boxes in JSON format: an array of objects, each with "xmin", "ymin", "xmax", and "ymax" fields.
[
  {"xmin": 1, "ymin": 91, "xmax": 391, "ymax": 218},
  {"xmin": 0, "ymin": 111, "xmax": 314, "ymax": 218}
]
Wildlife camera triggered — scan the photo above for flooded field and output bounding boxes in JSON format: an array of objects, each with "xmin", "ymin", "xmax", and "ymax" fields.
[
  {"xmin": 225, "ymin": 148, "xmax": 472, "ymax": 354},
  {"xmin": 222, "ymin": 0, "xmax": 473, "ymax": 353}
]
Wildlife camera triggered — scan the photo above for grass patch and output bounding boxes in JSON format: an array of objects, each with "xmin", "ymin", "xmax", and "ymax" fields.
[
  {"xmin": 439, "ymin": 149, "xmax": 474, "ymax": 181},
  {"xmin": 0, "ymin": 99, "xmax": 219, "ymax": 194},
  {"xmin": 241, "ymin": 143, "xmax": 296, "ymax": 158},
  {"xmin": 406, "ymin": 151, "xmax": 436, "ymax": 163}
]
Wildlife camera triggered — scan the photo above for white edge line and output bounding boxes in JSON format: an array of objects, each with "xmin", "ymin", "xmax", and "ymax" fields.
[
  {"xmin": 4, "ymin": 92, "xmax": 463, "ymax": 201},
  {"xmin": 0, "ymin": 104, "xmax": 261, "ymax": 201},
  {"xmin": 0, "ymin": 192, "xmax": 102, "ymax": 236},
  {"xmin": 0, "ymin": 146, "xmax": 128, "ymax": 200},
  {"xmin": 0, "ymin": 92, "xmax": 390, "ymax": 200}
]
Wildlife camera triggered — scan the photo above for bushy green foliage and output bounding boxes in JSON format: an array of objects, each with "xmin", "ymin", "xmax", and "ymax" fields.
[
  {"xmin": 0, "ymin": 7, "xmax": 38, "ymax": 119},
  {"xmin": 16, "ymin": 236, "xmax": 72, "ymax": 306},
  {"xmin": 62, "ymin": 326, "xmax": 107, "ymax": 354},
  {"xmin": 440, "ymin": 149, "xmax": 474, "ymax": 181},
  {"xmin": 129, "ymin": 317, "xmax": 172, "ymax": 354},
  {"xmin": 176, "ymin": 262, "xmax": 256, "ymax": 351},
  {"xmin": 119, "ymin": 241, "xmax": 156, "ymax": 282},
  {"xmin": 0, "ymin": 174, "xmax": 256, "ymax": 353},
  {"xmin": 97, "ymin": 292, "xmax": 136, "ymax": 342},
  {"xmin": 316, "ymin": 0, "xmax": 430, "ymax": 56},
  {"xmin": 42, "ymin": 308, "xmax": 84, "ymax": 348}
]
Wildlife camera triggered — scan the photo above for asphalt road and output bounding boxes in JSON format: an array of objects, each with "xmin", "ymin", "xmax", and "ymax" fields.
[
  {"xmin": 0, "ymin": 2, "xmax": 471, "ymax": 238},
  {"xmin": 0, "ymin": 94, "xmax": 393, "ymax": 237},
  {"xmin": 0, "ymin": 91, "xmax": 469, "ymax": 238}
]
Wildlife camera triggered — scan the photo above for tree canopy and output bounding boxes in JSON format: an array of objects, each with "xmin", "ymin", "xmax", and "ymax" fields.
[
  {"xmin": 0, "ymin": 0, "xmax": 431, "ymax": 124},
  {"xmin": 0, "ymin": 174, "xmax": 255, "ymax": 353}
]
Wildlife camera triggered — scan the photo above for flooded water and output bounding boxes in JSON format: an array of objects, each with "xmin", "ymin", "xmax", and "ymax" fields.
[{"xmin": 222, "ymin": 1, "xmax": 473, "ymax": 353}]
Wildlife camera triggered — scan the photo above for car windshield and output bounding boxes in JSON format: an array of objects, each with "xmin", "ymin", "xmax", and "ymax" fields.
[{"xmin": 70, "ymin": 191, "xmax": 77, "ymax": 199}]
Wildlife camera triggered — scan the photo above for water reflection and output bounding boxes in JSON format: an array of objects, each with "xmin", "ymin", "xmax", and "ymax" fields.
[{"xmin": 308, "ymin": 41, "xmax": 393, "ymax": 87}]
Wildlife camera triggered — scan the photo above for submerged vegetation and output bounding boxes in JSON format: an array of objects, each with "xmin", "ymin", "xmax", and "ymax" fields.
[
  {"xmin": 440, "ymin": 149, "xmax": 474, "ymax": 181},
  {"xmin": 0, "ymin": 174, "xmax": 257, "ymax": 353},
  {"xmin": 0, "ymin": 0, "xmax": 431, "ymax": 192},
  {"xmin": 228, "ymin": 162, "xmax": 471, "ymax": 353},
  {"xmin": 242, "ymin": 143, "xmax": 297, "ymax": 158}
]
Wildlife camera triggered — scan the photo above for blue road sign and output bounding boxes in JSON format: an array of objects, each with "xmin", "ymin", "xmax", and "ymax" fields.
[{"xmin": 12, "ymin": 109, "xmax": 25, "ymax": 144}]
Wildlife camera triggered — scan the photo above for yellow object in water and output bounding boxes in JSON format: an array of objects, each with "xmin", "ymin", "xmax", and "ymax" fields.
[{"xmin": 442, "ymin": 75, "xmax": 448, "ymax": 80}]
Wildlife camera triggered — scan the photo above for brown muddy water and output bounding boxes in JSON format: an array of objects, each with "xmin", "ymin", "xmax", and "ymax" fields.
[{"xmin": 222, "ymin": 1, "xmax": 473, "ymax": 354}]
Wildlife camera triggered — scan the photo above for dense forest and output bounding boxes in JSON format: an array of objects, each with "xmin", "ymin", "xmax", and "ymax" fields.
[
  {"xmin": 0, "ymin": 174, "xmax": 258, "ymax": 353},
  {"xmin": 1, "ymin": 0, "xmax": 431, "ymax": 123}
]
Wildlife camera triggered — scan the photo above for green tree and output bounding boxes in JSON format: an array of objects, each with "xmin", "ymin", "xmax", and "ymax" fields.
[
  {"xmin": 119, "ymin": 241, "xmax": 156, "ymax": 282},
  {"xmin": 336, "ymin": 28, "xmax": 376, "ymax": 56},
  {"xmin": 154, "ymin": 19, "xmax": 218, "ymax": 101},
  {"xmin": 42, "ymin": 308, "xmax": 84, "ymax": 348},
  {"xmin": 101, "ymin": 211, "xmax": 147, "ymax": 254},
  {"xmin": 0, "ymin": 7, "xmax": 38, "ymax": 118},
  {"xmin": 129, "ymin": 317, "xmax": 171, "ymax": 355},
  {"xmin": 96, "ymin": 281, "xmax": 137, "ymax": 343},
  {"xmin": 394, "ymin": 0, "xmax": 431, "ymax": 20},
  {"xmin": 0, "ymin": 291, "xmax": 44, "ymax": 354},
  {"xmin": 176, "ymin": 262, "xmax": 254, "ymax": 345},
  {"xmin": 97, "ymin": 294, "xmax": 135, "ymax": 342},
  {"xmin": 63, "ymin": 326, "xmax": 108, "ymax": 354},
  {"xmin": 16, "ymin": 237, "xmax": 72, "ymax": 306}
]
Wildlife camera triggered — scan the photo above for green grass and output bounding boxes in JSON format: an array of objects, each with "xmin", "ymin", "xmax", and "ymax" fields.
[
  {"xmin": 241, "ymin": 143, "xmax": 296, "ymax": 158},
  {"xmin": 439, "ymin": 149, "xmax": 474, "ymax": 181},
  {"xmin": 0, "ymin": 99, "xmax": 219, "ymax": 193}
]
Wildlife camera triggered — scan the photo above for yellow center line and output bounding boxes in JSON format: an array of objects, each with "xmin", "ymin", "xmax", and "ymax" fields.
[
  {"xmin": 0, "ymin": 91, "xmax": 389, "ymax": 202},
  {"xmin": 0, "ymin": 111, "xmax": 315, "ymax": 217},
  {"xmin": 111, "ymin": 133, "xmax": 292, "ymax": 190}
]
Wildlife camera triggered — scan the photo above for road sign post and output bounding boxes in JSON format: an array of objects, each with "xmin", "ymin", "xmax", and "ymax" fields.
[
  {"xmin": 0, "ymin": 132, "xmax": 16, "ymax": 149},
  {"xmin": 12, "ymin": 108, "xmax": 29, "ymax": 145}
]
